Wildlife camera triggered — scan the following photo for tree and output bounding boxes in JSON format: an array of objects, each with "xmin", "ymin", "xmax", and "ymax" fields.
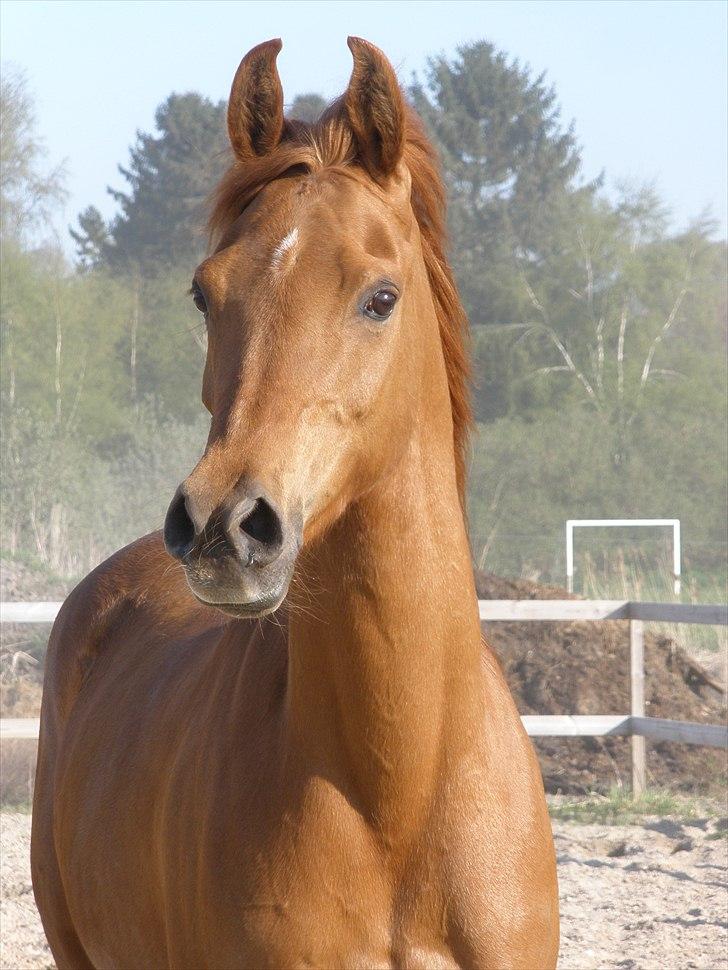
[
  {"xmin": 410, "ymin": 42, "xmax": 596, "ymax": 325},
  {"xmin": 71, "ymin": 93, "xmax": 228, "ymax": 273},
  {"xmin": 0, "ymin": 67, "xmax": 66, "ymax": 243},
  {"xmin": 512, "ymin": 186, "xmax": 721, "ymax": 464},
  {"xmin": 72, "ymin": 91, "xmax": 331, "ymax": 273},
  {"xmin": 288, "ymin": 93, "xmax": 327, "ymax": 123},
  {"xmin": 69, "ymin": 205, "xmax": 109, "ymax": 271}
]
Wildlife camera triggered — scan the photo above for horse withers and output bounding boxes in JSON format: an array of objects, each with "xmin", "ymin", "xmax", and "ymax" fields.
[{"xmin": 31, "ymin": 37, "xmax": 559, "ymax": 969}]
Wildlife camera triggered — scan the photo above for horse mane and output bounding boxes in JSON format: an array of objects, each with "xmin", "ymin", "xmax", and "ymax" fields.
[{"xmin": 208, "ymin": 100, "xmax": 472, "ymax": 504}]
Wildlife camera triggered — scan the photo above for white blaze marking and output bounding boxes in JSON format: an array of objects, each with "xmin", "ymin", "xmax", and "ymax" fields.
[{"xmin": 271, "ymin": 227, "xmax": 300, "ymax": 270}]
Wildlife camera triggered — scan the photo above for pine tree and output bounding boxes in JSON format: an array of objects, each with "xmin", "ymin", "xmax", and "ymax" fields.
[
  {"xmin": 71, "ymin": 93, "xmax": 228, "ymax": 274},
  {"xmin": 69, "ymin": 206, "xmax": 109, "ymax": 270},
  {"xmin": 410, "ymin": 41, "xmax": 596, "ymax": 331}
]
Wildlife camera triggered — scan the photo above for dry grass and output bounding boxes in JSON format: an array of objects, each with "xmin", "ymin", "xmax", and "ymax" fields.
[
  {"xmin": 581, "ymin": 550, "xmax": 727, "ymax": 687},
  {"xmin": 1, "ymin": 741, "xmax": 36, "ymax": 811}
]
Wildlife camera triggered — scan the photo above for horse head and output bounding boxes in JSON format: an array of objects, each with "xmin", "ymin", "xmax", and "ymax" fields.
[{"xmin": 164, "ymin": 38, "xmax": 469, "ymax": 617}]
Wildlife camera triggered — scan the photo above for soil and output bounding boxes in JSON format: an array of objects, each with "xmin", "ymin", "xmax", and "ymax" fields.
[
  {"xmin": 476, "ymin": 571, "xmax": 727, "ymax": 794},
  {"xmin": 2, "ymin": 811, "xmax": 726, "ymax": 970}
]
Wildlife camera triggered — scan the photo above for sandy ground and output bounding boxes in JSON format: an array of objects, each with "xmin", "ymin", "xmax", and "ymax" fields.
[{"xmin": 2, "ymin": 812, "xmax": 726, "ymax": 970}]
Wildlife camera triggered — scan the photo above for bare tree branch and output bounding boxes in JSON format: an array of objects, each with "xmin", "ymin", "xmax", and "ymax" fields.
[
  {"xmin": 595, "ymin": 316, "xmax": 605, "ymax": 394},
  {"xmin": 628, "ymin": 248, "xmax": 695, "ymax": 424},
  {"xmin": 617, "ymin": 299, "xmax": 627, "ymax": 407},
  {"xmin": 65, "ymin": 349, "xmax": 88, "ymax": 434}
]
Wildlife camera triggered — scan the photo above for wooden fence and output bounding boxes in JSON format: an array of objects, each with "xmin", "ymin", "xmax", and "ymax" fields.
[{"xmin": 2, "ymin": 599, "xmax": 727, "ymax": 795}]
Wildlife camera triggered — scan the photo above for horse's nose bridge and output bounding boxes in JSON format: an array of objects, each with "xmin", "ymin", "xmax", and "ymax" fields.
[
  {"xmin": 181, "ymin": 429, "xmax": 287, "ymax": 522},
  {"xmin": 171, "ymin": 359, "xmax": 314, "ymax": 543},
  {"xmin": 184, "ymin": 459, "xmax": 233, "ymax": 526}
]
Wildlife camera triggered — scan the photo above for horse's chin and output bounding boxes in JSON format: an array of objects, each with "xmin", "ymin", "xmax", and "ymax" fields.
[
  {"xmin": 189, "ymin": 586, "xmax": 287, "ymax": 619},
  {"xmin": 185, "ymin": 569, "xmax": 291, "ymax": 619},
  {"xmin": 192, "ymin": 592, "xmax": 286, "ymax": 619}
]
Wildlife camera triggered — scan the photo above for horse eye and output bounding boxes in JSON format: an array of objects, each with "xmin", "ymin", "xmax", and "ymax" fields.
[
  {"xmin": 191, "ymin": 281, "xmax": 208, "ymax": 315},
  {"xmin": 363, "ymin": 289, "xmax": 398, "ymax": 321}
]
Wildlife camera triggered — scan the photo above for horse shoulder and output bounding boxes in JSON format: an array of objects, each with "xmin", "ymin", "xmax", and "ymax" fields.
[{"xmin": 41, "ymin": 531, "xmax": 208, "ymax": 730}]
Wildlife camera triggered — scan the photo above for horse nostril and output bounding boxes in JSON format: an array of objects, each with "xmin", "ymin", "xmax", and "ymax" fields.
[
  {"xmin": 239, "ymin": 498, "xmax": 283, "ymax": 550},
  {"xmin": 164, "ymin": 491, "xmax": 197, "ymax": 561}
]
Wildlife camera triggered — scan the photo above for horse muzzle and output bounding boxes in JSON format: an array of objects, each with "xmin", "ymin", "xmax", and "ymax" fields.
[{"xmin": 163, "ymin": 482, "xmax": 301, "ymax": 617}]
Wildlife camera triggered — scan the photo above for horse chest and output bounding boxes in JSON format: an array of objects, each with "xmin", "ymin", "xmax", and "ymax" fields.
[
  {"xmin": 177, "ymin": 871, "xmax": 463, "ymax": 970},
  {"xmin": 163, "ymin": 791, "xmax": 468, "ymax": 969}
]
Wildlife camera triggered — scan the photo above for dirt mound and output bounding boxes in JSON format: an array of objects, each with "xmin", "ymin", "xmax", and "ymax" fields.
[{"xmin": 476, "ymin": 570, "xmax": 727, "ymax": 794}]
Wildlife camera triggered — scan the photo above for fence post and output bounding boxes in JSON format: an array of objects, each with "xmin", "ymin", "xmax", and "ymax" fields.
[{"xmin": 630, "ymin": 618, "xmax": 646, "ymax": 796}]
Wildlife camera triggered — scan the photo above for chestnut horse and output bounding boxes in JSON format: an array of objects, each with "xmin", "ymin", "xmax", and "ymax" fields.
[{"xmin": 32, "ymin": 38, "xmax": 558, "ymax": 969}]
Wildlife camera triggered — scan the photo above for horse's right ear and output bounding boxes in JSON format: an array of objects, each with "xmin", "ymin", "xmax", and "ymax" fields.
[{"xmin": 227, "ymin": 39, "xmax": 284, "ymax": 159}]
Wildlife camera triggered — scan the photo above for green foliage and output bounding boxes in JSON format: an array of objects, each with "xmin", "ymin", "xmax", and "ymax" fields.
[
  {"xmin": 1, "ymin": 245, "xmax": 206, "ymax": 434},
  {"xmin": 1, "ymin": 240, "xmax": 209, "ymax": 579},
  {"xmin": 1, "ymin": 79, "xmax": 215, "ymax": 584},
  {"xmin": 410, "ymin": 41, "xmax": 602, "ymax": 421},
  {"xmin": 507, "ymin": 188, "xmax": 725, "ymax": 453},
  {"xmin": 69, "ymin": 205, "xmax": 109, "ymax": 271},
  {"xmin": 1, "ymin": 402, "xmax": 208, "ymax": 579},
  {"xmin": 468, "ymin": 398, "xmax": 727, "ymax": 581}
]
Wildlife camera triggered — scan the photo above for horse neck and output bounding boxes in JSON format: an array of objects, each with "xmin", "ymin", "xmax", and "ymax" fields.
[{"xmin": 285, "ymin": 409, "xmax": 484, "ymax": 841}]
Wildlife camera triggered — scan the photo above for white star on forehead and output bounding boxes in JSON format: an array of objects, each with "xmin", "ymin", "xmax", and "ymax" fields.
[{"xmin": 271, "ymin": 227, "xmax": 300, "ymax": 270}]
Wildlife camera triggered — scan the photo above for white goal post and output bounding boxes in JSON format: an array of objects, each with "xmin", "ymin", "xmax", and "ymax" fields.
[{"xmin": 566, "ymin": 519, "xmax": 681, "ymax": 595}]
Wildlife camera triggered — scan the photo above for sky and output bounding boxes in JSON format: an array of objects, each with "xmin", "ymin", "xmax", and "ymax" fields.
[{"xmin": 2, "ymin": 0, "xmax": 727, "ymax": 249}]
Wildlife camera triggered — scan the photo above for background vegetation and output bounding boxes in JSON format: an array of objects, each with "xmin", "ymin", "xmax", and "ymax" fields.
[{"xmin": 1, "ymin": 44, "xmax": 726, "ymax": 603}]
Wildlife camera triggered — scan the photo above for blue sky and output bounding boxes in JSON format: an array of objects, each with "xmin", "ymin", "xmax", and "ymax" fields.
[{"xmin": 2, "ymin": 0, "xmax": 726, "ymax": 246}]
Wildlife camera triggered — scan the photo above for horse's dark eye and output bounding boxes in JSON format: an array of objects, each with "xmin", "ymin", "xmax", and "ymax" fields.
[
  {"xmin": 363, "ymin": 289, "xmax": 397, "ymax": 321},
  {"xmin": 191, "ymin": 281, "xmax": 208, "ymax": 315}
]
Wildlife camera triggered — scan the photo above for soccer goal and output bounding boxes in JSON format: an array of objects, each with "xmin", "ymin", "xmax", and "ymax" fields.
[{"xmin": 565, "ymin": 519, "xmax": 681, "ymax": 595}]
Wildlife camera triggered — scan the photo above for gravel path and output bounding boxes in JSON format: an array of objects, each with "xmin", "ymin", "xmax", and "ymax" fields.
[
  {"xmin": 553, "ymin": 816, "xmax": 727, "ymax": 969},
  {"xmin": 2, "ymin": 812, "xmax": 726, "ymax": 969},
  {"xmin": 1, "ymin": 815, "xmax": 52, "ymax": 970}
]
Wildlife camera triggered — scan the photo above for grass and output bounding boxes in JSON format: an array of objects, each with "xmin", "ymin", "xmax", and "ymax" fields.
[
  {"xmin": 0, "ymin": 800, "xmax": 32, "ymax": 814},
  {"xmin": 548, "ymin": 786, "xmax": 725, "ymax": 825}
]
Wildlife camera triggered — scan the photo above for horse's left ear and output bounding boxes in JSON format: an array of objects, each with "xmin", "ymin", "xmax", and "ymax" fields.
[
  {"xmin": 344, "ymin": 37, "xmax": 406, "ymax": 179},
  {"xmin": 227, "ymin": 39, "xmax": 285, "ymax": 159}
]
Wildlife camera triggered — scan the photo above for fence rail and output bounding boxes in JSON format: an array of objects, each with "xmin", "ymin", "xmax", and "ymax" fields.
[
  {"xmin": 479, "ymin": 600, "xmax": 728, "ymax": 624},
  {"xmin": 4, "ymin": 599, "xmax": 727, "ymax": 626},
  {"xmin": 3, "ymin": 599, "xmax": 727, "ymax": 793},
  {"xmin": 5, "ymin": 714, "xmax": 725, "ymax": 748}
]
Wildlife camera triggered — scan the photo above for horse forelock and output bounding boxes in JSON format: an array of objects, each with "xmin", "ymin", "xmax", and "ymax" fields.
[{"xmin": 207, "ymin": 99, "xmax": 472, "ymax": 506}]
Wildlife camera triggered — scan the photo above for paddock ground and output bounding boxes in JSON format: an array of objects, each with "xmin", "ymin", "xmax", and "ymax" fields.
[{"xmin": 2, "ymin": 811, "xmax": 726, "ymax": 970}]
